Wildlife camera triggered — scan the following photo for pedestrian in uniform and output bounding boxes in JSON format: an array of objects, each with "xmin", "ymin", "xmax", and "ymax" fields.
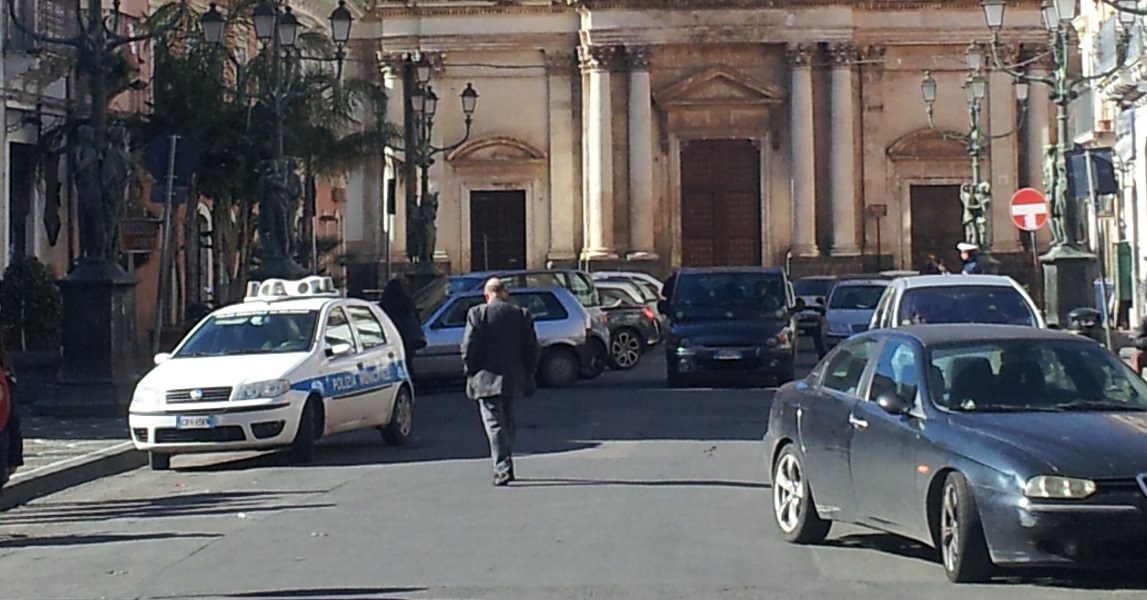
[
  {"xmin": 957, "ymin": 242, "xmax": 983, "ymax": 274},
  {"xmin": 462, "ymin": 278, "xmax": 540, "ymax": 486},
  {"xmin": 379, "ymin": 278, "xmax": 427, "ymax": 379}
]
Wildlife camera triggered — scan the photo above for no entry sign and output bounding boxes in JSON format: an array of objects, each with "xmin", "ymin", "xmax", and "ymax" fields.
[{"xmin": 1009, "ymin": 188, "xmax": 1049, "ymax": 232}]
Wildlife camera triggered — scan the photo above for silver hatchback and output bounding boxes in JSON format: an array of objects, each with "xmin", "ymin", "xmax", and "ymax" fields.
[{"xmin": 413, "ymin": 286, "xmax": 596, "ymax": 388}]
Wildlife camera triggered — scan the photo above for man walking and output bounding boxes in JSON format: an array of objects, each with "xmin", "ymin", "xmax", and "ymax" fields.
[{"xmin": 462, "ymin": 278, "xmax": 540, "ymax": 486}]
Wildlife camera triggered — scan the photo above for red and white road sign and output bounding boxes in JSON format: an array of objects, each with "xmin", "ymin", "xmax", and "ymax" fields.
[{"xmin": 1009, "ymin": 188, "xmax": 1049, "ymax": 232}]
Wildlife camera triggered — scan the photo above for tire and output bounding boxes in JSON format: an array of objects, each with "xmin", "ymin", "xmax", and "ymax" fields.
[
  {"xmin": 291, "ymin": 399, "xmax": 320, "ymax": 464},
  {"xmin": 609, "ymin": 328, "xmax": 644, "ymax": 370},
  {"xmin": 149, "ymin": 452, "xmax": 171, "ymax": 471},
  {"xmin": 381, "ymin": 386, "xmax": 414, "ymax": 446},
  {"xmin": 938, "ymin": 472, "xmax": 994, "ymax": 583},
  {"xmin": 580, "ymin": 338, "xmax": 607, "ymax": 379},
  {"xmin": 540, "ymin": 349, "xmax": 579, "ymax": 388},
  {"xmin": 772, "ymin": 445, "xmax": 831, "ymax": 544}
]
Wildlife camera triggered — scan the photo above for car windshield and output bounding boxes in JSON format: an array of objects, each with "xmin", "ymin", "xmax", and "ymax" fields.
[
  {"xmin": 794, "ymin": 278, "xmax": 833, "ymax": 297},
  {"xmin": 602, "ymin": 278, "xmax": 657, "ymax": 302},
  {"xmin": 672, "ymin": 272, "xmax": 787, "ymax": 319},
  {"xmin": 898, "ymin": 285, "xmax": 1038, "ymax": 327},
  {"xmin": 447, "ymin": 277, "xmax": 484, "ymax": 295},
  {"xmin": 175, "ymin": 310, "xmax": 318, "ymax": 357},
  {"xmin": 929, "ymin": 338, "xmax": 1147, "ymax": 412},
  {"xmin": 828, "ymin": 284, "xmax": 886, "ymax": 310}
]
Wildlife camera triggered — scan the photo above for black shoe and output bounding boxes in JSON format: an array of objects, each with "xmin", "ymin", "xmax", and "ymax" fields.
[
  {"xmin": 507, "ymin": 468, "xmax": 515, "ymax": 482},
  {"xmin": 493, "ymin": 473, "xmax": 511, "ymax": 487}
]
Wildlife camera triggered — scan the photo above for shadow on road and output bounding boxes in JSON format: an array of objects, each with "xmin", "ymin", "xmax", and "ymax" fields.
[
  {"xmin": 0, "ymin": 531, "xmax": 220, "ymax": 548},
  {"xmin": 223, "ymin": 587, "xmax": 425, "ymax": 599},
  {"xmin": 997, "ymin": 569, "xmax": 1147, "ymax": 590},
  {"xmin": 510, "ymin": 477, "xmax": 768, "ymax": 489},
  {"xmin": 0, "ymin": 490, "xmax": 331, "ymax": 525},
  {"xmin": 821, "ymin": 532, "xmax": 939, "ymax": 564}
]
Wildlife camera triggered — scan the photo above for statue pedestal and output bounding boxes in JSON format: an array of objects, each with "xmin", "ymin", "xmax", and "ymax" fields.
[
  {"xmin": 1040, "ymin": 245, "xmax": 1098, "ymax": 328},
  {"xmin": 250, "ymin": 257, "xmax": 309, "ymax": 281},
  {"xmin": 39, "ymin": 261, "xmax": 139, "ymax": 417}
]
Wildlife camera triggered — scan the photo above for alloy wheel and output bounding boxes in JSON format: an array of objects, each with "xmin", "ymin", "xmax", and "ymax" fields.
[
  {"xmin": 396, "ymin": 392, "xmax": 413, "ymax": 437},
  {"xmin": 773, "ymin": 453, "xmax": 804, "ymax": 533},
  {"xmin": 611, "ymin": 331, "xmax": 642, "ymax": 369},
  {"xmin": 941, "ymin": 483, "xmax": 961, "ymax": 572}
]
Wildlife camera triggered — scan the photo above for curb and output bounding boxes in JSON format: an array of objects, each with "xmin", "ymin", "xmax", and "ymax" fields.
[{"xmin": 0, "ymin": 442, "xmax": 147, "ymax": 511}]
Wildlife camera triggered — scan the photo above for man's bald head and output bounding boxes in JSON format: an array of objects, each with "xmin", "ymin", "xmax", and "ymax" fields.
[{"xmin": 483, "ymin": 277, "xmax": 508, "ymax": 302}]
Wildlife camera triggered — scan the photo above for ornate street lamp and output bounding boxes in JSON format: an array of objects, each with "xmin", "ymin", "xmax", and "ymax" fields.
[{"xmin": 201, "ymin": 3, "xmax": 225, "ymax": 45}]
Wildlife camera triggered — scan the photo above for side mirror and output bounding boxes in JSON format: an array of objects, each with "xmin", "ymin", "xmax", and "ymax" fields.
[
  {"xmin": 814, "ymin": 296, "xmax": 825, "ymax": 306},
  {"xmin": 657, "ymin": 299, "xmax": 672, "ymax": 316},
  {"xmin": 325, "ymin": 342, "xmax": 353, "ymax": 358},
  {"xmin": 154, "ymin": 352, "xmax": 172, "ymax": 365},
  {"xmin": 875, "ymin": 391, "xmax": 912, "ymax": 415}
]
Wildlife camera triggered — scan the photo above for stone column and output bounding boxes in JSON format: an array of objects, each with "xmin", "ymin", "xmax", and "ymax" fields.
[
  {"xmin": 990, "ymin": 43, "xmax": 1022, "ymax": 253},
  {"xmin": 627, "ymin": 45, "xmax": 657, "ymax": 260},
  {"xmin": 829, "ymin": 42, "xmax": 860, "ymax": 256},
  {"xmin": 788, "ymin": 43, "xmax": 819, "ymax": 257},
  {"xmin": 1026, "ymin": 53, "xmax": 1053, "ymax": 199},
  {"xmin": 580, "ymin": 45, "xmax": 619, "ymax": 261},
  {"xmin": 379, "ymin": 53, "xmax": 408, "ymax": 260},
  {"xmin": 545, "ymin": 50, "xmax": 578, "ymax": 263}
]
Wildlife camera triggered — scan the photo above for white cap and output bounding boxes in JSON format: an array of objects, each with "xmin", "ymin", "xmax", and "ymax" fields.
[{"xmin": 956, "ymin": 242, "xmax": 979, "ymax": 252}]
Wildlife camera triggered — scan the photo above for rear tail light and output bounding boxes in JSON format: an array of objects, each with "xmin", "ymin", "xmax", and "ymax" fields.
[{"xmin": 642, "ymin": 305, "xmax": 656, "ymax": 321}]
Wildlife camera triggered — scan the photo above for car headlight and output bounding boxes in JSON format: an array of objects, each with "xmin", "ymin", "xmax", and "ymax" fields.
[
  {"xmin": 827, "ymin": 321, "xmax": 852, "ymax": 335},
  {"xmin": 1023, "ymin": 475, "xmax": 1097, "ymax": 499},
  {"xmin": 675, "ymin": 338, "xmax": 694, "ymax": 356},
  {"xmin": 132, "ymin": 386, "xmax": 163, "ymax": 406},
  {"xmin": 765, "ymin": 331, "xmax": 791, "ymax": 348},
  {"xmin": 234, "ymin": 379, "xmax": 291, "ymax": 401}
]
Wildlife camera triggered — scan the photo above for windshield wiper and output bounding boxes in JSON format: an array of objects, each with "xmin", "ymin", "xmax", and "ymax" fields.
[{"xmin": 1051, "ymin": 400, "xmax": 1147, "ymax": 412}]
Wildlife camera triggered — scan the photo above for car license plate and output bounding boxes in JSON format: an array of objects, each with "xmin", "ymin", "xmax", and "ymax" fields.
[
  {"xmin": 714, "ymin": 349, "xmax": 742, "ymax": 360},
  {"xmin": 175, "ymin": 415, "xmax": 216, "ymax": 429}
]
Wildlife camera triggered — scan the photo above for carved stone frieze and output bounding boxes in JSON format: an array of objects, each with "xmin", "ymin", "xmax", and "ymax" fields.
[{"xmin": 785, "ymin": 43, "xmax": 817, "ymax": 68}]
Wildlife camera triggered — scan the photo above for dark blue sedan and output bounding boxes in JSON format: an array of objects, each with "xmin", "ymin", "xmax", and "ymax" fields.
[{"xmin": 764, "ymin": 325, "xmax": 1147, "ymax": 583}]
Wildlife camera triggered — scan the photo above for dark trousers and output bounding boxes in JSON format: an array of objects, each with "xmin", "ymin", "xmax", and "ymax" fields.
[{"xmin": 478, "ymin": 395, "xmax": 516, "ymax": 476}]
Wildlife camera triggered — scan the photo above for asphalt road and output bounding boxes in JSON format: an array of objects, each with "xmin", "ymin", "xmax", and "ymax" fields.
[{"xmin": 1, "ymin": 342, "xmax": 1144, "ymax": 600}]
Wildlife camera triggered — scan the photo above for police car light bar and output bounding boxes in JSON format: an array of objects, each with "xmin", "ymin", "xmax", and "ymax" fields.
[{"xmin": 244, "ymin": 276, "xmax": 340, "ymax": 302}]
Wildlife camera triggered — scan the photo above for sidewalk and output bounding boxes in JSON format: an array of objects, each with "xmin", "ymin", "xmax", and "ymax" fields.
[{"xmin": 1, "ymin": 410, "xmax": 145, "ymax": 511}]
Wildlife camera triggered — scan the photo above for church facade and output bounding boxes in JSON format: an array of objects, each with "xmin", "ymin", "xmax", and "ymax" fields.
[{"xmin": 343, "ymin": 0, "xmax": 1053, "ymax": 280}]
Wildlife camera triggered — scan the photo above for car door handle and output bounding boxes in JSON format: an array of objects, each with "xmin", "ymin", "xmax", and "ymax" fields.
[{"xmin": 849, "ymin": 414, "xmax": 869, "ymax": 429}]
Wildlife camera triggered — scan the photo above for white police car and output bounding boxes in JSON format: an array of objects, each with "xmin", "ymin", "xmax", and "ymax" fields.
[{"xmin": 128, "ymin": 276, "xmax": 414, "ymax": 470}]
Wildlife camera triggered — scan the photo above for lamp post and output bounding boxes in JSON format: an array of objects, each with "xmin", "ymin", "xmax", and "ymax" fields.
[
  {"xmin": 200, "ymin": 0, "xmax": 353, "ymax": 279},
  {"xmin": 396, "ymin": 54, "xmax": 478, "ymax": 276},
  {"xmin": 980, "ymin": 0, "xmax": 1134, "ymax": 325},
  {"xmin": 920, "ymin": 43, "xmax": 1030, "ymax": 272}
]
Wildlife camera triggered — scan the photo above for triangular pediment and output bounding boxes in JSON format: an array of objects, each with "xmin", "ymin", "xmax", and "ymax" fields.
[{"xmin": 655, "ymin": 67, "xmax": 783, "ymax": 108}]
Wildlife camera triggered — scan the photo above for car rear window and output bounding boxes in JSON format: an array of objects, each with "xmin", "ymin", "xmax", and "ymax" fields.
[
  {"xmin": 828, "ymin": 284, "xmax": 887, "ymax": 310},
  {"xmin": 509, "ymin": 292, "xmax": 569, "ymax": 321},
  {"xmin": 898, "ymin": 286, "xmax": 1037, "ymax": 327}
]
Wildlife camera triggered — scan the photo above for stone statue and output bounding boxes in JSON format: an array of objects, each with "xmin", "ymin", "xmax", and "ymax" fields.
[
  {"xmin": 959, "ymin": 181, "xmax": 990, "ymax": 249},
  {"xmin": 1045, "ymin": 145, "xmax": 1068, "ymax": 246},
  {"xmin": 255, "ymin": 158, "xmax": 300, "ymax": 261},
  {"xmin": 419, "ymin": 191, "xmax": 439, "ymax": 266},
  {"xmin": 69, "ymin": 125, "xmax": 103, "ymax": 261},
  {"xmin": 100, "ymin": 126, "xmax": 132, "ymax": 262}
]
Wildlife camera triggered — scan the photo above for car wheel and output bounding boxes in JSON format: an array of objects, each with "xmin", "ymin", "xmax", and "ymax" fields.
[
  {"xmin": 609, "ymin": 328, "xmax": 644, "ymax": 371},
  {"xmin": 580, "ymin": 338, "xmax": 607, "ymax": 379},
  {"xmin": 772, "ymin": 445, "xmax": 831, "ymax": 544},
  {"xmin": 381, "ymin": 386, "xmax": 414, "ymax": 446},
  {"xmin": 938, "ymin": 472, "xmax": 994, "ymax": 583},
  {"xmin": 291, "ymin": 398, "xmax": 320, "ymax": 464},
  {"xmin": 149, "ymin": 452, "xmax": 171, "ymax": 471},
  {"xmin": 540, "ymin": 349, "xmax": 579, "ymax": 388}
]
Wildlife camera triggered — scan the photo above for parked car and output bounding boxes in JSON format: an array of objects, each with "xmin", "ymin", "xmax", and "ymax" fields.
[
  {"xmin": 660, "ymin": 267, "xmax": 799, "ymax": 387},
  {"xmin": 765, "ymin": 325, "xmax": 1147, "ymax": 582},
  {"xmin": 596, "ymin": 281, "xmax": 662, "ymax": 370},
  {"xmin": 793, "ymin": 275, "xmax": 837, "ymax": 337},
  {"xmin": 596, "ymin": 278, "xmax": 667, "ymax": 337},
  {"xmin": 821, "ymin": 278, "xmax": 891, "ymax": 352},
  {"xmin": 591, "ymin": 270, "xmax": 664, "ymax": 298},
  {"xmin": 128, "ymin": 276, "xmax": 415, "ymax": 470},
  {"xmin": 869, "ymin": 274, "xmax": 1045, "ymax": 330},
  {"xmin": 447, "ymin": 269, "xmax": 610, "ymax": 378},
  {"xmin": 414, "ymin": 286, "xmax": 596, "ymax": 387}
]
